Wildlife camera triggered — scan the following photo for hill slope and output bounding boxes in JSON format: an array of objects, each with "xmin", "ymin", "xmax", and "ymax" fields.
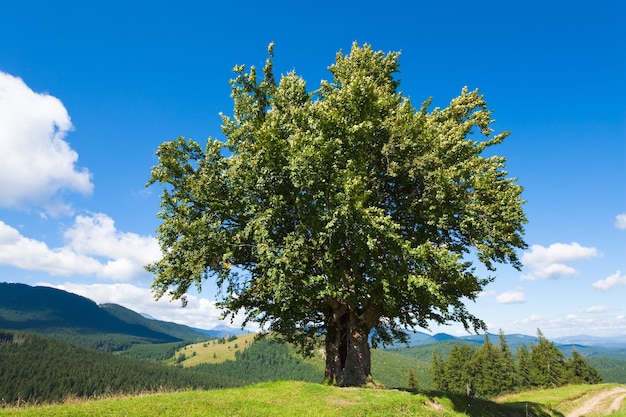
[
  {"xmin": 0, "ymin": 283, "xmax": 209, "ymax": 350},
  {"xmin": 3, "ymin": 381, "xmax": 622, "ymax": 416},
  {"xmin": 100, "ymin": 303, "xmax": 211, "ymax": 342},
  {"xmin": 0, "ymin": 330, "xmax": 243, "ymax": 405}
]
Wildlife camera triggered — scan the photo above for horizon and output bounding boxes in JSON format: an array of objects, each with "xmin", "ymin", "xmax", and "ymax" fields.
[
  {"xmin": 7, "ymin": 280, "xmax": 626, "ymax": 344},
  {"xmin": 0, "ymin": 1, "xmax": 624, "ymax": 339}
]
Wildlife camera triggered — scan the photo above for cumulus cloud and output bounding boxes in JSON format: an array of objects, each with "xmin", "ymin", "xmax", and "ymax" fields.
[
  {"xmin": 516, "ymin": 314, "xmax": 543, "ymax": 325},
  {"xmin": 41, "ymin": 282, "xmax": 253, "ymax": 331},
  {"xmin": 616, "ymin": 214, "xmax": 626, "ymax": 230},
  {"xmin": 592, "ymin": 270, "xmax": 626, "ymax": 291},
  {"xmin": 582, "ymin": 306, "xmax": 607, "ymax": 313},
  {"xmin": 0, "ymin": 213, "xmax": 159, "ymax": 281},
  {"xmin": 477, "ymin": 289, "xmax": 496, "ymax": 298},
  {"xmin": 496, "ymin": 290, "xmax": 526, "ymax": 304},
  {"xmin": 0, "ymin": 221, "xmax": 102, "ymax": 275},
  {"xmin": 521, "ymin": 242, "xmax": 600, "ymax": 280},
  {"xmin": 64, "ymin": 213, "xmax": 161, "ymax": 280},
  {"xmin": 0, "ymin": 71, "xmax": 92, "ymax": 214}
]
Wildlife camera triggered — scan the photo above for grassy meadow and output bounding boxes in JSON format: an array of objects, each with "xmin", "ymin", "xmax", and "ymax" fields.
[
  {"xmin": 2, "ymin": 381, "xmax": 625, "ymax": 417},
  {"xmin": 172, "ymin": 333, "xmax": 257, "ymax": 367}
]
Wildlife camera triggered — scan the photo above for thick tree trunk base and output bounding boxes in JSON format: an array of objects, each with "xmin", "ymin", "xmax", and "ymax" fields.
[{"xmin": 324, "ymin": 310, "xmax": 373, "ymax": 387}]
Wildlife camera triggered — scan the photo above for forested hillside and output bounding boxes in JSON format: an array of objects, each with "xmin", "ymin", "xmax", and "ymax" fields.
[
  {"xmin": 0, "ymin": 283, "xmax": 211, "ymax": 351},
  {"xmin": 431, "ymin": 331, "xmax": 602, "ymax": 398},
  {"xmin": 0, "ymin": 330, "xmax": 241, "ymax": 405},
  {"xmin": 100, "ymin": 303, "xmax": 211, "ymax": 342},
  {"xmin": 191, "ymin": 338, "xmax": 323, "ymax": 384},
  {"xmin": 1, "ymin": 282, "xmax": 625, "ymax": 407}
]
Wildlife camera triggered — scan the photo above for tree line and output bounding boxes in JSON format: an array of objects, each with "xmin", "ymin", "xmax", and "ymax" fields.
[
  {"xmin": 431, "ymin": 330, "xmax": 602, "ymax": 398},
  {"xmin": 191, "ymin": 338, "xmax": 323, "ymax": 384},
  {"xmin": 0, "ymin": 330, "xmax": 241, "ymax": 406}
]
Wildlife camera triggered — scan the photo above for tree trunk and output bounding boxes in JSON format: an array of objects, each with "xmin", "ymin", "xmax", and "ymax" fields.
[{"xmin": 324, "ymin": 308, "xmax": 372, "ymax": 386}]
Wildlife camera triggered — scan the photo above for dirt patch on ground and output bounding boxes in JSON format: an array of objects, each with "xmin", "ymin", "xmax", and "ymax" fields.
[{"xmin": 566, "ymin": 386, "xmax": 626, "ymax": 417}]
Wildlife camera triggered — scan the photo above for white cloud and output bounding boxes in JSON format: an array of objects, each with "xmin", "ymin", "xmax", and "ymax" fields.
[
  {"xmin": 0, "ymin": 220, "xmax": 102, "ymax": 276},
  {"xmin": 506, "ymin": 312, "xmax": 626, "ymax": 338},
  {"xmin": 521, "ymin": 242, "xmax": 600, "ymax": 280},
  {"xmin": 0, "ymin": 71, "xmax": 92, "ymax": 214},
  {"xmin": 582, "ymin": 306, "xmax": 607, "ymax": 313},
  {"xmin": 64, "ymin": 213, "xmax": 161, "ymax": 280},
  {"xmin": 40, "ymin": 282, "xmax": 253, "ymax": 331},
  {"xmin": 592, "ymin": 270, "xmax": 626, "ymax": 291},
  {"xmin": 496, "ymin": 290, "xmax": 526, "ymax": 304},
  {"xmin": 0, "ymin": 213, "xmax": 160, "ymax": 281},
  {"xmin": 616, "ymin": 214, "xmax": 626, "ymax": 230},
  {"xmin": 516, "ymin": 314, "xmax": 543, "ymax": 324}
]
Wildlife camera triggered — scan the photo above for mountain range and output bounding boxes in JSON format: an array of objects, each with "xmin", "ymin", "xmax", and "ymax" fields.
[
  {"xmin": 398, "ymin": 329, "xmax": 626, "ymax": 361},
  {"xmin": 2, "ymin": 281, "xmax": 626, "ymax": 356},
  {"xmin": 0, "ymin": 282, "xmax": 242, "ymax": 350}
]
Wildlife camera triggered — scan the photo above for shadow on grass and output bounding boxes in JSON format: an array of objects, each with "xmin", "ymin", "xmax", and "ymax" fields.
[{"xmin": 414, "ymin": 390, "xmax": 565, "ymax": 417}]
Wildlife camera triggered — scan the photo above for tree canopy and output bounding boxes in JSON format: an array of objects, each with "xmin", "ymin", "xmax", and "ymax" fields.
[
  {"xmin": 147, "ymin": 42, "xmax": 527, "ymax": 386},
  {"xmin": 432, "ymin": 330, "xmax": 602, "ymax": 398}
]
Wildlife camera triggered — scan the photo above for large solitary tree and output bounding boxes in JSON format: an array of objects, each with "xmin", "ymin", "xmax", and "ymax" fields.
[{"xmin": 147, "ymin": 43, "xmax": 527, "ymax": 386}]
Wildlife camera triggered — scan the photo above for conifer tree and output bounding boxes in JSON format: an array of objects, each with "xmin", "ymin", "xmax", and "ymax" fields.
[
  {"xmin": 530, "ymin": 329, "xmax": 565, "ymax": 388},
  {"xmin": 565, "ymin": 350, "xmax": 602, "ymax": 384},
  {"xmin": 407, "ymin": 368, "xmax": 419, "ymax": 390},
  {"xmin": 431, "ymin": 352, "xmax": 446, "ymax": 391},
  {"xmin": 516, "ymin": 344, "xmax": 532, "ymax": 390},
  {"xmin": 444, "ymin": 344, "xmax": 475, "ymax": 396},
  {"xmin": 470, "ymin": 334, "xmax": 503, "ymax": 397},
  {"xmin": 498, "ymin": 329, "xmax": 518, "ymax": 392}
]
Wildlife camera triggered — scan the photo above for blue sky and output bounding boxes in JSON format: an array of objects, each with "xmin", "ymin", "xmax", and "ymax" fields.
[{"xmin": 0, "ymin": 0, "xmax": 624, "ymax": 338}]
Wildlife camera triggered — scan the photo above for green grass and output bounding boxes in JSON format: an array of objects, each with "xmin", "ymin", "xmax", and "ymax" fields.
[
  {"xmin": 496, "ymin": 383, "xmax": 624, "ymax": 416},
  {"xmin": 0, "ymin": 382, "xmax": 440, "ymax": 417},
  {"xmin": 173, "ymin": 334, "xmax": 257, "ymax": 366},
  {"xmin": 6, "ymin": 381, "xmax": 617, "ymax": 417}
]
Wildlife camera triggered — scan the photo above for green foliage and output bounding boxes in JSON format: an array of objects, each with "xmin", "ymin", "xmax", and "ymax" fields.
[
  {"xmin": 588, "ymin": 357, "xmax": 626, "ymax": 383},
  {"xmin": 99, "ymin": 303, "xmax": 212, "ymax": 342},
  {"xmin": 406, "ymin": 368, "xmax": 419, "ymax": 390},
  {"xmin": 497, "ymin": 383, "xmax": 622, "ymax": 417},
  {"xmin": 431, "ymin": 329, "xmax": 603, "ymax": 398},
  {"xmin": 431, "ymin": 352, "xmax": 445, "ymax": 391},
  {"xmin": 116, "ymin": 341, "xmax": 188, "ymax": 362},
  {"xmin": 443, "ymin": 344, "xmax": 475, "ymax": 395},
  {"xmin": 0, "ymin": 283, "xmax": 197, "ymax": 351},
  {"xmin": 469, "ymin": 335, "xmax": 505, "ymax": 397},
  {"xmin": 0, "ymin": 331, "xmax": 242, "ymax": 406},
  {"xmin": 516, "ymin": 344, "xmax": 532, "ymax": 389},
  {"xmin": 497, "ymin": 329, "xmax": 518, "ymax": 392},
  {"xmin": 529, "ymin": 329, "xmax": 566, "ymax": 388},
  {"xmin": 370, "ymin": 348, "xmax": 432, "ymax": 389},
  {"xmin": 148, "ymin": 42, "xmax": 527, "ymax": 386},
  {"xmin": 564, "ymin": 350, "xmax": 603, "ymax": 384},
  {"xmin": 0, "ymin": 380, "xmax": 576, "ymax": 417},
  {"xmin": 191, "ymin": 338, "xmax": 322, "ymax": 384}
]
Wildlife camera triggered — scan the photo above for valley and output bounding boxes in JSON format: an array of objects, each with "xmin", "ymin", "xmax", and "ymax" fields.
[{"xmin": 1, "ymin": 282, "xmax": 626, "ymax": 415}]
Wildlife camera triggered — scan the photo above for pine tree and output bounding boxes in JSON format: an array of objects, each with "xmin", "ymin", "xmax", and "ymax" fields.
[
  {"xmin": 516, "ymin": 344, "xmax": 532, "ymax": 390},
  {"xmin": 565, "ymin": 350, "xmax": 603, "ymax": 384},
  {"xmin": 431, "ymin": 352, "xmax": 446, "ymax": 391},
  {"xmin": 470, "ymin": 334, "xmax": 504, "ymax": 398},
  {"xmin": 444, "ymin": 344, "xmax": 475, "ymax": 396},
  {"xmin": 407, "ymin": 368, "xmax": 419, "ymax": 391},
  {"xmin": 530, "ymin": 329, "xmax": 565, "ymax": 388},
  {"xmin": 498, "ymin": 329, "xmax": 518, "ymax": 392}
]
